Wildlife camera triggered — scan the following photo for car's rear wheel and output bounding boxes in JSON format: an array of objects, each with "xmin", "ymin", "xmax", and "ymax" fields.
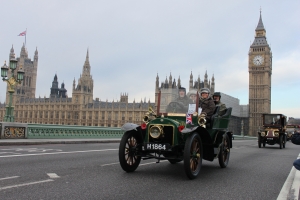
[
  {"xmin": 119, "ymin": 131, "xmax": 141, "ymax": 172},
  {"xmin": 258, "ymin": 136, "xmax": 262, "ymax": 148},
  {"xmin": 218, "ymin": 134, "xmax": 230, "ymax": 168},
  {"xmin": 184, "ymin": 133, "xmax": 202, "ymax": 179},
  {"xmin": 279, "ymin": 135, "xmax": 283, "ymax": 149}
]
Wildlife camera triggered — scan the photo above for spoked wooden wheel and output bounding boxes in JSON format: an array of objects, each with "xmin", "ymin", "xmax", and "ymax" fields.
[
  {"xmin": 218, "ymin": 134, "xmax": 230, "ymax": 168},
  {"xmin": 184, "ymin": 133, "xmax": 202, "ymax": 179},
  {"xmin": 119, "ymin": 131, "xmax": 141, "ymax": 172}
]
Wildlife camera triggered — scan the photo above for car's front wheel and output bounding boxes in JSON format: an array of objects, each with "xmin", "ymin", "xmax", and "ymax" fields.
[
  {"xmin": 119, "ymin": 131, "xmax": 141, "ymax": 172},
  {"xmin": 184, "ymin": 133, "xmax": 202, "ymax": 179},
  {"xmin": 218, "ymin": 134, "xmax": 230, "ymax": 168}
]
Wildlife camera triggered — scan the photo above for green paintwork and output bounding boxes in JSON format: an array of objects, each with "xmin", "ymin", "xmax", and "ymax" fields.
[
  {"xmin": 27, "ymin": 124, "xmax": 123, "ymax": 139},
  {"xmin": 144, "ymin": 107, "xmax": 232, "ymax": 147}
]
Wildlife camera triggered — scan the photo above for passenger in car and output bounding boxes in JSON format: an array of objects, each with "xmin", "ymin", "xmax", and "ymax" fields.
[
  {"xmin": 176, "ymin": 87, "xmax": 190, "ymax": 108},
  {"xmin": 199, "ymin": 88, "xmax": 215, "ymax": 120},
  {"xmin": 212, "ymin": 92, "xmax": 227, "ymax": 116}
]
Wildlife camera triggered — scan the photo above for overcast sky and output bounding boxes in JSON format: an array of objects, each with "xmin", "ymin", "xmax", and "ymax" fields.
[{"xmin": 0, "ymin": 0, "xmax": 299, "ymax": 118}]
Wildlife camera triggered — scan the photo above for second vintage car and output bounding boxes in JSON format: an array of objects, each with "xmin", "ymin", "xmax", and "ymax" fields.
[{"xmin": 258, "ymin": 113, "xmax": 287, "ymax": 149}]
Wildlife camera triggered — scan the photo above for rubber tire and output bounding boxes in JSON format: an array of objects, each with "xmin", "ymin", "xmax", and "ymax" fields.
[
  {"xmin": 218, "ymin": 134, "xmax": 230, "ymax": 168},
  {"xmin": 258, "ymin": 136, "xmax": 261, "ymax": 148},
  {"xmin": 119, "ymin": 131, "xmax": 141, "ymax": 172},
  {"xmin": 184, "ymin": 133, "xmax": 202, "ymax": 179},
  {"xmin": 279, "ymin": 135, "xmax": 283, "ymax": 149}
]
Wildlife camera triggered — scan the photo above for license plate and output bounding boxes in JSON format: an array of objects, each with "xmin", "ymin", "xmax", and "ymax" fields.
[
  {"xmin": 267, "ymin": 138, "xmax": 273, "ymax": 140},
  {"xmin": 145, "ymin": 143, "xmax": 170, "ymax": 151}
]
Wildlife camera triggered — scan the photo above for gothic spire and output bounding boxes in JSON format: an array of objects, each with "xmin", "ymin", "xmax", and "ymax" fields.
[
  {"xmin": 9, "ymin": 45, "xmax": 15, "ymax": 59},
  {"xmin": 82, "ymin": 49, "xmax": 91, "ymax": 75},
  {"xmin": 255, "ymin": 10, "xmax": 265, "ymax": 31}
]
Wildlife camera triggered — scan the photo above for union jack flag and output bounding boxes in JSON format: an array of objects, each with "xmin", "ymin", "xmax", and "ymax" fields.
[
  {"xmin": 18, "ymin": 31, "xmax": 26, "ymax": 36},
  {"xmin": 186, "ymin": 113, "xmax": 192, "ymax": 124}
]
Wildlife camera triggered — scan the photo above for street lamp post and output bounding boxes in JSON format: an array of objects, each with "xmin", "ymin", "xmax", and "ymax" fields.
[
  {"xmin": 241, "ymin": 120, "xmax": 244, "ymax": 137},
  {"xmin": 1, "ymin": 59, "xmax": 24, "ymax": 122}
]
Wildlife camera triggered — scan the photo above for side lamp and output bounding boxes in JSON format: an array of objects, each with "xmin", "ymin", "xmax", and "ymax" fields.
[
  {"xmin": 1, "ymin": 61, "xmax": 8, "ymax": 78},
  {"xmin": 17, "ymin": 67, "xmax": 25, "ymax": 81},
  {"xmin": 9, "ymin": 59, "xmax": 17, "ymax": 70}
]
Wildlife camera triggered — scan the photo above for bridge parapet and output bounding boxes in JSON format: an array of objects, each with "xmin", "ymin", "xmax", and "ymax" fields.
[{"xmin": 0, "ymin": 122, "xmax": 124, "ymax": 139}]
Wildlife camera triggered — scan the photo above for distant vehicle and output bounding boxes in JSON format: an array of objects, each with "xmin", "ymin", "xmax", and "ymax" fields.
[
  {"xmin": 258, "ymin": 114, "xmax": 287, "ymax": 149},
  {"xmin": 286, "ymin": 125, "xmax": 300, "ymax": 141},
  {"xmin": 119, "ymin": 88, "xmax": 233, "ymax": 179}
]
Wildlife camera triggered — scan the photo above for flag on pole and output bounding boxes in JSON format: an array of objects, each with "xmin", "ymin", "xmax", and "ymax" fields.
[{"xmin": 18, "ymin": 31, "xmax": 26, "ymax": 36}]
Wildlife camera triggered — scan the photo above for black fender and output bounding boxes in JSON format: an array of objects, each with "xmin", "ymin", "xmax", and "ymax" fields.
[
  {"xmin": 226, "ymin": 131, "xmax": 233, "ymax": 148},
  {"xmin": 182, "ymin": 126, "xmax": 214, "ymax": 161},
  {"xmin": 121, "ymin": 123, "xmax": 145, "ymax": 142}
]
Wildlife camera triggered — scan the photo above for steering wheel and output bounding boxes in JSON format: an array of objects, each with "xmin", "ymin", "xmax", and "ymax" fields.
[{"xmin": 166, "ymin": 101, "xmax": 186, "ymax": 113}]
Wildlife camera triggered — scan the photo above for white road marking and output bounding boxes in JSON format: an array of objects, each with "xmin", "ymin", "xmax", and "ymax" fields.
[
  {"xmin": 47, "ymin": 173, "xmax": 60, "ymax": 179},
  {"xmin": 0, "ymin": 176, "xmax": 20, "ymax": 181},
  {"xmin": 0, "ymin": 179, "xmax": 54, "ymax": 191},
  {"xmin": 139, "ymin": 160, "xmax": 167, "ymax": 166},
  {"xmin": 101, "ymin": 162, "xmax": 119, "ymax": 167},
  {"xmin": 0, "ymin": 149, "xmax": 118, "ymax": 158},
  {"xmin": 102, "ymin": 160, "xmax": 168, "ymax": 167},
  {"xmin": 0, "ymin": 148, "xmax": 63, "ymax": 152}
]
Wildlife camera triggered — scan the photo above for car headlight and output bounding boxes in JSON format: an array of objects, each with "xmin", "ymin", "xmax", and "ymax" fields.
[
  {"xmin": 274, "ymin": 132, "xmax": 279, "ymax": 137},
  {"xmin": 261, "ymin": 132, "xmax": 266, "ymax": 137},
  {"xmin": 149, "ymin": 126, "xmax": 163, "ymax": 138}
]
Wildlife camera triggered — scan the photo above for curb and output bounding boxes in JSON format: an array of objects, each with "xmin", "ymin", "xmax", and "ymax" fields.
[{"xmin": 277, "ymin": 153, "xmax": 300, "ymax": 200}]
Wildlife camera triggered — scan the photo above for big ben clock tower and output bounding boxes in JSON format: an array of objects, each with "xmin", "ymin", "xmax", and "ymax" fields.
[{"xmin": 248, "ymin": 11, "xmax": 272, "ymax": 136}]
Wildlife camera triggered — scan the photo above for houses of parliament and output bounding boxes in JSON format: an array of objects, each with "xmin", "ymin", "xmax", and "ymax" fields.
[{"xmin": 0, "ymin": 45, "xmax": 215, "ymax": 127}]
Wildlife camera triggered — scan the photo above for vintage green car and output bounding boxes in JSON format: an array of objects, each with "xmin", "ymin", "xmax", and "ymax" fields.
[
  {"xmin": 119, "ymin": 88, "xmax": 233, "ymax": 179},
  {"xmin": 258, "ymin": 114, "xmax": 287, "ymax": 149}
]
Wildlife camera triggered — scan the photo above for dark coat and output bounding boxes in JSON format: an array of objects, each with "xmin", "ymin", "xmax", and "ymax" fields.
[
  {"xmin": 292, "ymin": 132, "xmax": 300, "ymax": 145},
  {"xmin": 215, "ymin": 101, "xmax": 227, "ymax": 116},
  {"xmin": 199, "ymin": 97, "xmax": 216, "ymax": 118}
]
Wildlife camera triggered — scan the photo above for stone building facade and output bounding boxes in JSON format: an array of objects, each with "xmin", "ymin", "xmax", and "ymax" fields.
[
  {"xmin": 155, "ymin": 71, "xmax": 215, "ymax": 105},
  {"xmin": 0, "ymin": 47, "xmax": 215, "ymax": 127},
  {"xmin": 248, "ymin": 12, "xmax": 272, "ymax": 136},
  {"xmin": 5, "ymin": 44, "xmax": 38, "ymax": 104}
]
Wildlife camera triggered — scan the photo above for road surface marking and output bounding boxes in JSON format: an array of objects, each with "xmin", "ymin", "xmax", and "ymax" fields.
[
  {"xmin": 0, "ymin": 176, "xmax": 20, "ymax": 181},
  {"xmin": 0, "ymin": 179, "xmax": 54, "ymax": 191},
  {"xmin": 47, "ymin": 173, "xmax": 60, "ymax": 179},
  {"xmin": 0, "ymin": 149, "xmax": 118, "ymax": 158},
  {"xmin": 101, "ymin": 162, "xmax": 119, "ymax": 167},
  {"xmin": 102, "ymin": 160, "xmax": 168, "ymax": 167},
  {"xmin": 139, "ymin": 160, "xmax": 167, "ymax": 166}
]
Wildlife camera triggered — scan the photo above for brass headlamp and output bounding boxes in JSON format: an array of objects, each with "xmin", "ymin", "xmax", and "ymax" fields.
[{"xmin": 198, "ymin": 113, "xmax": 207, "ymax": 128}]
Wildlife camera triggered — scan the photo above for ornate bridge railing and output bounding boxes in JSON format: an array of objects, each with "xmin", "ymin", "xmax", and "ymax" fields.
[{"xmin": 0, "ymin": 122, "xmax": 124, "ymax": 139}]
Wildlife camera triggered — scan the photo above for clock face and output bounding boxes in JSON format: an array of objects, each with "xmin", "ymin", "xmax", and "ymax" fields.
[{"xmin": 253, "ymin": 55, "xmax": 264, "ymax": 66}]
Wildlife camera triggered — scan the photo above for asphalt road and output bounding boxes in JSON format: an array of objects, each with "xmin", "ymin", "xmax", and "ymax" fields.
[{"xmin": 0, "ymin": 140, "xmax": 299, "ymax": 200}]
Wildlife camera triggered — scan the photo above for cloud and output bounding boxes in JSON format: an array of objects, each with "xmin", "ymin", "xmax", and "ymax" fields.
[{"xmin": 0, "ymin": 0, "xmax": 299, "ymax": 119}]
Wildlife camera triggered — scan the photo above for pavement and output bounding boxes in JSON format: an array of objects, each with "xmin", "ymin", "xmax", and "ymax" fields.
[{"xmin": 0, "ymin": 138, "xmax": 299, "ymax": 199}]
